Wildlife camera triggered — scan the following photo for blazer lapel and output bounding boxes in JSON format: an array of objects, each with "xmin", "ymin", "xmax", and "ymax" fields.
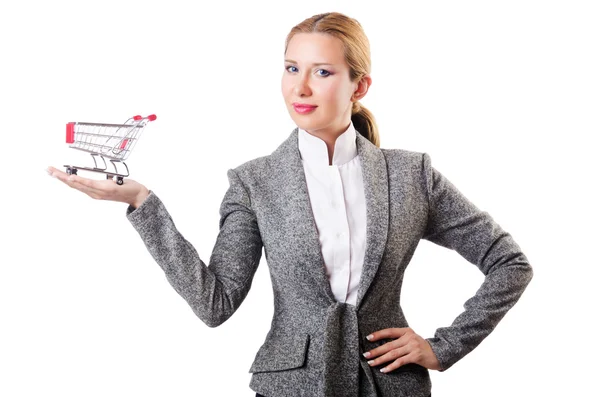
[
  {"xmin": 354, "ymin": 131, "xmax": 389, "ymax": 309},
  {"xmin": 271, "ymin": 128, "xmax": 389, "ymax": 310}
]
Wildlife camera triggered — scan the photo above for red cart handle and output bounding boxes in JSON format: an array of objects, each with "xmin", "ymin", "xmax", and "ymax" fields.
[{"xmin": 133, "ymin": 114, "xmax": 157, "ymax": 121}]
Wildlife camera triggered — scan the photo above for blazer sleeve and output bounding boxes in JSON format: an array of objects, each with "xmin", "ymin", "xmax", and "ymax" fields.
[
  {"xmin": 125, "ymin": 168, "xmax": 263, "ymax": 328},
  {"xmin": 420, "ymin": 153, "xmax": 533, "ymax": 371}
]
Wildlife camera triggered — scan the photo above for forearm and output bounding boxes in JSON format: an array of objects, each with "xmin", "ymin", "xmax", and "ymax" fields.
[
  {"xmin": 421, "ymin": 153, "xmax": 534, "ymax": 370},
  {"xmin": 426, "ymin": 234, "xmax": 533, "ymax": 370},
  {"xmin": 126, "ymin": 190, "xmax": 261, "ymax": 328}
]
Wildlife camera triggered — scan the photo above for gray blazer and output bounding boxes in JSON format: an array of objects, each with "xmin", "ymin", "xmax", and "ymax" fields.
[{"xmin": 126, "ymin": 128, "xmax": 533, "ymax": 397}]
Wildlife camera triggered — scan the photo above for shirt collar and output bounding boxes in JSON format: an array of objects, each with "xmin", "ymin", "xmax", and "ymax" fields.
[{"xmin": 298, "ymin": 122, "xmax": 358, "ymax": 167}]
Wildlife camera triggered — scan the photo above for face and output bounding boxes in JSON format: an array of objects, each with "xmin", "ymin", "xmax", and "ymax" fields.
[{"xmin": 282, "ymin": 32, "xmax": 364, "ymax": 138}]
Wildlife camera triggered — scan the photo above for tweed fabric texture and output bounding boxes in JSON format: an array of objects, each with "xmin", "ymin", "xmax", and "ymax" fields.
[{"xmin": 126, "ymin": 128, "xmax": 533, "ymax": 397}]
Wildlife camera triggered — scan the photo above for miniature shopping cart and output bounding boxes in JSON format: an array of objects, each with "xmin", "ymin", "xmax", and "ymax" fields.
[{"xmin": 63, "ymin": 114, "xmax": 156, "ymax": 185}]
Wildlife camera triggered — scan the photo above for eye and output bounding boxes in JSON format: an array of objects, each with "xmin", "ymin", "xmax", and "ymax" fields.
[
  {"xmin": 317, "ymin": 69, "xmax": 331, "ymax": 77},
  {"xmin": 286, "ymin": 65, "xmax": 298, "ymax": 73}
]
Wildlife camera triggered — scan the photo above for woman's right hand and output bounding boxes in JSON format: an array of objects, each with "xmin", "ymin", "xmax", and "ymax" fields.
[{"xmin": 46, "ymin": 166, "xmax": 150, "ymax": 209}]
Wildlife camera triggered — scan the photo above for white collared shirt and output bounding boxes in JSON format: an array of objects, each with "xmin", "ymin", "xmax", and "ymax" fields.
[{"xmin": 297, "ymin": 122, "xmax": 367, "ymax": 306}]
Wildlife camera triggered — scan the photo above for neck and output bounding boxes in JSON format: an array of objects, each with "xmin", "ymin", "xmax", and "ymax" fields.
[{"xmin": 304, "ymin": 121, "xmax": 352, "ymax": 166}]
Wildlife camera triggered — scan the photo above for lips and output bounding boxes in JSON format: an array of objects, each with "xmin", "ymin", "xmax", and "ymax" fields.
[{"xmin": 293, "ymin": 103, "xmax": 317, "ymax": 114}]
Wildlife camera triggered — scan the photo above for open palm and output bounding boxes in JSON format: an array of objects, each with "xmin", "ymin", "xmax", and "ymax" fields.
[{"xmin": 46, "ymin": 166, "xmax": 149, "ymax": 207}]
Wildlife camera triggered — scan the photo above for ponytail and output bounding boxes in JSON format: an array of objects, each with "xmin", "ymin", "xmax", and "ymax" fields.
[{"xmin": 351, "ymin": 101, "xmax": 379, "ymax": 148}]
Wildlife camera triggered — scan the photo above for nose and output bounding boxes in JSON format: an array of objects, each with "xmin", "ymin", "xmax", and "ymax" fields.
[{"xmin": 293, "ymin": 74, "xmax": 312, "ymax": 97}]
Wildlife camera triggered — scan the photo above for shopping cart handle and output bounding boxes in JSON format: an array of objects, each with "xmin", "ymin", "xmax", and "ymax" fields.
[{"xmin": 133, "ymin": 114, "xmax": 157, "ymax": 121}]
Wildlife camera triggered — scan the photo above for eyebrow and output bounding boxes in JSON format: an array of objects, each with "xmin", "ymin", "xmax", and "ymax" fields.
[{"xmin": 284, "ymin": 59, "xmax": 335, "ymax": 67}]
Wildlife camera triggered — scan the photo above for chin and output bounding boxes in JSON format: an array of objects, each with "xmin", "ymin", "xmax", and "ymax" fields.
[
  {"xmin": 292, "ymin": 119, "xmax": 320, "ymax": 133},
  {"xmin": 288, "ymin": 109, "xmax": 321, "ymax": 132}
]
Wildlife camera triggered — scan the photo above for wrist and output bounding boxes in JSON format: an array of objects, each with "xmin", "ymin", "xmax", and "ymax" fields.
[{"xmin": 131, "ymin": 187, "xmax": 150, "ymax": 209}]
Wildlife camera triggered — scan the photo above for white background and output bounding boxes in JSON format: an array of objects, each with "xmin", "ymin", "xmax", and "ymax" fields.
[{"xmin": 1, "ymin": 0, "xmax": 598, "ymax": 395}]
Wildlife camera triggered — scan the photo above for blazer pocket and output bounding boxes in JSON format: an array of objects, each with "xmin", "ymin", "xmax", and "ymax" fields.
[{"xmin": 249, "ymin": 332, "xmax": 310, "ymax": 373}]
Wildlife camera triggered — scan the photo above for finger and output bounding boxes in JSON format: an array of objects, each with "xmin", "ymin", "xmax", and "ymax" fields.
[
  {"xmin": 51, "ymin": 170, "xmax": 106, "ymax": 198},
  {"xmin": 48, "ymin": 168, "xmax": 79, "ymax": 186},
  {"xmin": 47, "ymin": 167, "xmax": 91, "ymax": 185},
  {"xmin": 379, "ymin": 352, "xmax": 418, "ymax": 374},
  {"xmin": 68, "ymin": 173, "xmax": 101, "ymax": 191},
  {"xmin": 69, "ymin": 175, "xmax": 117, "ymax": 199},
  {"xmin": 363, "ymin": 328, "xmax": 415, "ymax": 360},
  {"xmin": 46, "ymin": 166, "xmax": 68, "ymax": 181},
  {"xmin": 366, "ymin": 344, "xmax": 410, "ymax": 367},
  {"xmin": 363, "ymin": 336, "xmax": 404, "ymax": 359},
  {"xmin": 47, "ymin": 166, "xmax": 65, "ymax": 174},
  {"xmin": 47, "ymin": 166, "xmax": 75, "ymax": 179},
  {"xmin": 366, "ymin": 327, "xmax": 412, "ymax": 341}
]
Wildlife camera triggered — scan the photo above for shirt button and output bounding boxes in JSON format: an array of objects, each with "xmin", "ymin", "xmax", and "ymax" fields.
[{"xmin": 336, "ymin": 232, "xmax": 342, "ymax": 239}]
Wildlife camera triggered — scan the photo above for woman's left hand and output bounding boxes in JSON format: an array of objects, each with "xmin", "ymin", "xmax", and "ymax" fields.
[{"xmin": 362, "ymin": 327, "xmax": 442, "ymax": 372}]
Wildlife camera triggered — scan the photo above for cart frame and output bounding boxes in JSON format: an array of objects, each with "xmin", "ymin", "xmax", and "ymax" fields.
[{"xmin": 63, "ymin": 114, "xmax": 156, "ymax": 185}]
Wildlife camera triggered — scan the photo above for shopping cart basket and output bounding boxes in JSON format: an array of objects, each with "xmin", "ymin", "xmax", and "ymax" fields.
[{"xmin": 63, "ymin": 114, "xmax": 156, "ymax": 185}]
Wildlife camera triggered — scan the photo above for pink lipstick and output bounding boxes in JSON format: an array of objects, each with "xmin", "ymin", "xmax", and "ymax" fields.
[{"xmin": 293, "ymin": 103, "xmax": 317, "ymax": 114}]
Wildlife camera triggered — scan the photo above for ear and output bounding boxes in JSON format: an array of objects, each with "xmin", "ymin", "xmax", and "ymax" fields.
[{"xmin": 352, "ymin": 75, "xmax": 372, "ymax": 102}]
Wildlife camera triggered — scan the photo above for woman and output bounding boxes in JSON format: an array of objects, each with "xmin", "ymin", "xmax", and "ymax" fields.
[{"xmin": 47, "ymin": 11, "xmax": 533, "ymax": 397}]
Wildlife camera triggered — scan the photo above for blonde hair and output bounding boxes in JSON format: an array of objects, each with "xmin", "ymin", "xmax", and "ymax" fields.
[{"xmin": 284, "ymin": 12, "xmax": 380, "ymax": 148}]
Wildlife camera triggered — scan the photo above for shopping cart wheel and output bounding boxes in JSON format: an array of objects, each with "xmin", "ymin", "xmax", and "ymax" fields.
[
  {"xmin": 65, "ymin": 167, "xmax": 77, "ymax": 176},
  {"xmin": 116, "ymin": 177, "xmax": 124, "ymax": 185}
]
